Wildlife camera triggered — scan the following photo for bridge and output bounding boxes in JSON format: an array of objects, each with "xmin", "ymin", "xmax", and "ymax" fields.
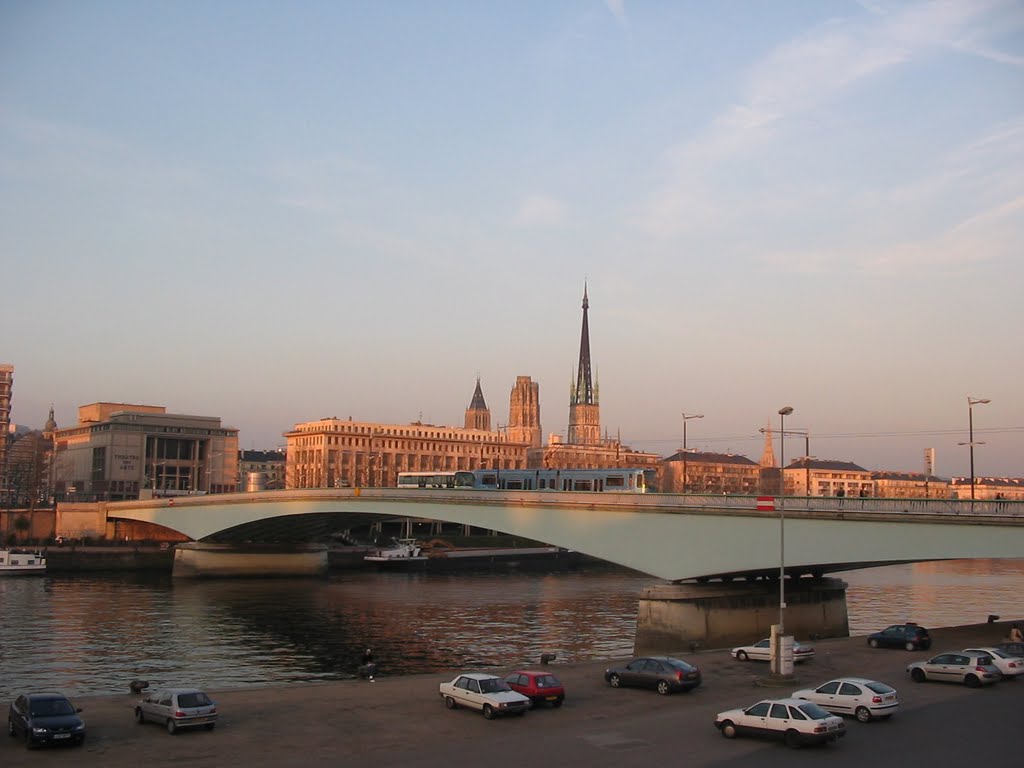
[{"xmin": 94, "ymin": 489, "xmax": 1024, "ymax": 582}]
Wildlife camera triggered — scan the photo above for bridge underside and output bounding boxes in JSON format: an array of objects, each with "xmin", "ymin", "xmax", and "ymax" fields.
[{"xmin": 99, "ymin": 489, "xmax": 1024, "ymax": 582}]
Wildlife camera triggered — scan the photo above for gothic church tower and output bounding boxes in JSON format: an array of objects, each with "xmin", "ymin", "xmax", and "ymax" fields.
[
  {"xmin": 567, "ymin": 286, "xmax": 601, "ymax": 445},
  {"xmin": 507, "ymin": 375, "xmax": 541, "ymax": 447},
  {"xmin": 464, "ymin": 378, "xmax": 491, "ymax": 432}
]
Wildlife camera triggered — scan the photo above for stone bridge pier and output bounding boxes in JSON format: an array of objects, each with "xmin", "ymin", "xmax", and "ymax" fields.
[{"xmin": 634, "ymin": 577, "xmax": 850, "ymax": 654}]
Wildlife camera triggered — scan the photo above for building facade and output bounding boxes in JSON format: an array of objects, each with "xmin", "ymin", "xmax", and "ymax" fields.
[
  {"xmin": 51, "ymin": 403, "xmax": 239, "ymax": 500},
  {"xmin": 658, "ymin": 450, "xmax": 762, "ymax": 495},
  {"xmin": 950, "ymin": 477, "xmax": 1024, "ymax": 501},
  {"xmin": 872, "ymin": 472, "xmax": 950, "ymax": 499},
  {"xmin": 783, "ymin": 458, "xmax": 873, "ymax": 497},
  {"xmin": 507, "ymin": 375, "xmax": 541, "ymax": 447},
  {"xmin": 0, "ymin": 363, "xmax": 12, "ymax": 492}
]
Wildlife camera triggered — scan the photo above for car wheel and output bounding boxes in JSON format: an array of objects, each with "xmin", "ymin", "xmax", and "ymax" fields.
[
  {"xmin": 552, "ymin": 698, "xmax": 564, "ymax": 708},
  {"xmin": 720, "ymin": 721, "xmax": 737, "ymax": 739},
  {"xmin": 167, "ymin": 718, "xmax": 177, "ymax": 735},
  {"xmin": 855, "ymin": 706, "xmax": 872, "ymax": 723},
  {"xmin": 965, "ymin": 674, "xmax": 980, "ymax": 688},
  {"xmin": 656, "ymin": 680, "xmax": 671, "ymax": 695},
  {"xmin": 868, "ymin": 638, "xmax": 879, "ymax": 648},
  {"xmin": 608, "ymin": 673, "xmax": 621, "ymax": 688},
  {"xmin": 905, "ymin": 642, "xmax": 916, "ymax": 651},
  {"xmin": 482, "ymin": 705, "xmax": 495, "ymax": 720},
  {"xmin": 444, "ymin": 696, "xmax": 457, "ymax": 710},
  {"xmin": 736, "ymin": 651, "xmax": 749, "ymax": 661},
  {"xmin": 911, "ymin": 668, "xmax": 926, "ymax": 683},
  {"xmin": 785, "ymin": 730, "xmax": 802, "ymax": 749},
  {"xmin": 205, "ymin": 723, "xmax": 216, "ymax": 731},
  {"xmin": 135, "ymin": 708, "xmax": 145, "ymax": 724}
]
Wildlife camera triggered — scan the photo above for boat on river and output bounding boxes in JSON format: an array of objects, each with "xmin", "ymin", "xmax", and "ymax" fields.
[
  {"xmin": 0, "ymin": 549, "xmax": 47, "ymax": 575},
  {"xmin": 364, "ymin": 538, "xmax": 429, "ymax": 568}
]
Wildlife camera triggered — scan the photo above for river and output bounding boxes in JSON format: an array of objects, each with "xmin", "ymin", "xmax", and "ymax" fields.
[{"xmin": 1, "ymin": 559, "xmax": 1022, "ymax": 700}]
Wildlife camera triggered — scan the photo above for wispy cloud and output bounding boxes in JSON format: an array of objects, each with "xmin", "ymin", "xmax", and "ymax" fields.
[{"xmin": 634, "ymin": 1, "xmax": 1020, "ymax": 239}]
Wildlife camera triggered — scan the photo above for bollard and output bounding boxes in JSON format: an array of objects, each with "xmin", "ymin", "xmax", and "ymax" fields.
[
  {"xmin": 129, "ymin": 680, "xmax": 149, "ymax": 694},
  {"xmin": 988, "ymin": 614, "xmax": 1000, "ymax": 624},
  {"xmin": 540, "ymin": 652, "xmax": 557, "ymax": 665}
]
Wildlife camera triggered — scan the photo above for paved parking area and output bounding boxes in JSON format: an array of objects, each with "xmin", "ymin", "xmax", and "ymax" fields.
[{"xmin": 4, "ymin": 621, "xmax": 1022, "ymax": 767}]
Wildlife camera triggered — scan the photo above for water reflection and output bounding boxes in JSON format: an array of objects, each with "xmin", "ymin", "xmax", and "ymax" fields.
[{"xmin": 2, "ymin": 560, "xmax": 1022, "ymax": 699}]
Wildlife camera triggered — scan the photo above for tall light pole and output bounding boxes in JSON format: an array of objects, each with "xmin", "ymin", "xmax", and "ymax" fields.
[
  {"xmin": 959, "ymin": 396, "xmax": 991, "ymax": 500},
  {"xmin": 681, "ymin": 413, "xmax": 704, "ymax": 493},
  {"xmin": 775, "ymin": 406, "xmax": 793, "ymax": 676}
]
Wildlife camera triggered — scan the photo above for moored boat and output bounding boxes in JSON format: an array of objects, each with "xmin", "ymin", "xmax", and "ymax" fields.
[
  {"xmin": 0, "ymin": 548, "xmax": 47, "ymax": 575},
  {"xmin": 364, "ymin": 538, "xmax": 429, "ymax": 568}
]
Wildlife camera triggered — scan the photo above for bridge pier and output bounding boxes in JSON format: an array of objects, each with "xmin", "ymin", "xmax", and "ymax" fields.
[
  {"xmin": 172, "ymin": 542, "xmax": 328, "ymax": 578},
  {"xmin": 634, "ymin": 577, "xmax": 850, "ymax": 654}
]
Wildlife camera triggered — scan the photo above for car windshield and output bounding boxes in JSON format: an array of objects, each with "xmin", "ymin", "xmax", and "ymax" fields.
[
  {"xmin": 865, "ymin": 682, "xmax": 896, "ymax": 694},
  {"xmin": 30, "ymin": 699, "xmax": 75, "ymax": 717},
  {"xmin": 796, "ymin": 702, "xmax": 832, "ymax": 720},
  {"xmin": 177, "ymin": 692, "xmax": 212, "ymax": 708},
  {"xmin": 478, "ymin": 678, "xmax": 510, "ymax": 694}
]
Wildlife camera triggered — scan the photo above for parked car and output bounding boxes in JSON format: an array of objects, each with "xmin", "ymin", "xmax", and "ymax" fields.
[
  {"xmin": 438, "ymin": 673, "xmax": 530, "ymax": 719},
  {"xmin": 714, "ymin": 697, "xmax": 846, "ymax": 748},
  {"xmin": 603, "ymin": 656, "xmax": 702, "ymax": 695},
  {"xmin": 963, "ymin": 647, "xmax": 1024, "ymax": 678},
  {"xmin": 731, "ymin": 638, "xmax": 815, "ymax": 663},
  {"xmin": 7, "ymin": 693, "xmax": 86, "ymax": 748},
  {"xmin": 503, "ymin": 670, "xmax": 565, "ymax": 707},
  {"xmin": 867, "ymin": 623, "xmax": 932, "ymax": 651},
  {"xmin": 135, "ymin": 688, "xmax": 218, "ymax": 734},
  {"xmin": 995, "ymin": 641, "xmax": 1024, "ymax": 657},
  {"xmin": 907, "ymin": 651, "xmax": 1001, "ymax": 687},
  {"xmin": 791, "ymin": 677, "xmax": 900, "ymax": 722}
]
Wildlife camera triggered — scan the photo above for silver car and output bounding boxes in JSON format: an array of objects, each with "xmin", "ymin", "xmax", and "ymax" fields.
[
  {"xmin": 963, "ymin": 647, "xmax": 1024, "ymax": 678},
  {"xmin": 791, "ymin": 677, "xmax": 900, "ymax": 722},
  {"xmin": 907, "ymin": 652, "xmax": 1001, "ymax": 687},
  {"xmin": 135, "ymin": 688, "xmax": 218, "ymax": 734}
]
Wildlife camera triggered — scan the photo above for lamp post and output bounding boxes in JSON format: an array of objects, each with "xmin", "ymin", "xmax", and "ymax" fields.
[
  {"xmin": 959, "ymin": 396, "xmax": 991, "ymax": 500},
  {"xmin": 775, "ymin": 405, "xmax": 793, "ymax": 676},
  {"xmin": 680, "ymin": 413, "xmax": 704, "ymax": 493}
]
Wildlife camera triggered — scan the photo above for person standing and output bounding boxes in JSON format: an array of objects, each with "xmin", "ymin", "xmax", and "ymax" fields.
[
  {"xmin": 1010, "ymin": 624, "xmax": 1023, "ymax": 643},
  {"xmin": 361, "ymin": 648, "xmax": 376, "ymax": 682}
]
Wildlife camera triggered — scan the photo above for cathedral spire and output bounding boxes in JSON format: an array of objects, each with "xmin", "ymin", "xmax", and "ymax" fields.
[
  {"xmin": 572, "ymin": 284, "xmax": 595, "ymax": 406},
  {"xmin": 464, "ymin": 377, "xmax": 491, "ymax": 431}
]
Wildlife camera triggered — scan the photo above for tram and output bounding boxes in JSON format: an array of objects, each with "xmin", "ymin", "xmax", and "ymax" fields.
[{"xmin": 396, "ymin": 468, "xmax": 647, "ymax": 493}]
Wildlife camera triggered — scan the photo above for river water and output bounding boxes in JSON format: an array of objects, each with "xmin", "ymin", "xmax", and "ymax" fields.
[{"xmin": 1, "ymin": 559, "xmax": 1022, "ymax": 700}]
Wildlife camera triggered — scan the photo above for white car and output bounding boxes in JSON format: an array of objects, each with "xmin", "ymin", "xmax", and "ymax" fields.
[
  {"xmin": 731, "ymin": 638, "xmax": 815, "ymax": 663},
  {"xmin": 791, "ymin": 677, "xmax": 900, "ymax": 722},
  {"xmin": 438, "ymin": 673, "xmax": 530, "ymax": 719},
  {"xmin": 963, "ymin": 647, "xmax": 1024, "ymax": 678},
  {"xmin": 715, "ymin": 698, "xmax": 846, "ymax": 748}
]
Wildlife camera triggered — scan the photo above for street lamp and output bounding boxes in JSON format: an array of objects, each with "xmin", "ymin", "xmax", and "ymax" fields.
[
  {"xmin": 775, "ymin": 405, "xmax": 793, "ymax": 676},
  {"xmin": 958, "ymin": 396, "xmax": 991, "ymax": 500},
  {"xmin": 681, "ymin": 413, "xmax": 704, "ymax": 493}
]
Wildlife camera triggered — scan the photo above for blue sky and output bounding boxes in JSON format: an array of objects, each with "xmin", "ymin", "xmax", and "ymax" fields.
[{"xmin": 2, "ymin": 1, "xmax": 1022, "ymax": 477}]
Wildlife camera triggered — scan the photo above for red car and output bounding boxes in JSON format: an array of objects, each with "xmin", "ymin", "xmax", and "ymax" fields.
[{"xmin": 503, "ymin": 670, "xmax": 565, "ymax": 708}]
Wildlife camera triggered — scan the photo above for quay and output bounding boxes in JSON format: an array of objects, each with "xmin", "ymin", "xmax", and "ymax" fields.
[{"xmin": 3, "ymin": 620, "xmax": 1021, "ymax": 768}]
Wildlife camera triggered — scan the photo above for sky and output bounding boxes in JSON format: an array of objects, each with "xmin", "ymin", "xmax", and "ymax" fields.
[{"xmin": 2, "ymin": 1, "xmax": 1022, "ymax": 479}]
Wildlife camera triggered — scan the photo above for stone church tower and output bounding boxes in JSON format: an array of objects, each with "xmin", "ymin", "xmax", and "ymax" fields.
[
  {"xmin": 464, "ymin": 378, "xmax": 491, "ymax": 432},
  {"xmin": 567, "ymin": 285, "xmax": 601, "ymax": 445},
  {"xmin": 507, "ymin": 375, "xmax": 541, "ymax": 447}
]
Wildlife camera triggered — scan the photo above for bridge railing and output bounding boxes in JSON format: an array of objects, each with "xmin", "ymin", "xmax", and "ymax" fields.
[{"xmin": 668, "ymin": 493, "xmax": 1021, "ymax": 518}]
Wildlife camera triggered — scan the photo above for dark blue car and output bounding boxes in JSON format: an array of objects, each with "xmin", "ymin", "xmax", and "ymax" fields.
[
  {"xmin": 7, "ymin": 693, "xmax": 86, "ymax": 748},
  {"xmin": 868, "ymin": 623, "xmax": 931, "ymax": 651}
]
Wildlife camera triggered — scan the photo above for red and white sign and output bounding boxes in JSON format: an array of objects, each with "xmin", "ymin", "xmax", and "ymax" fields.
[{"xmin": 756, "ymin": 496, "xmax": 776, "ymax": 511}]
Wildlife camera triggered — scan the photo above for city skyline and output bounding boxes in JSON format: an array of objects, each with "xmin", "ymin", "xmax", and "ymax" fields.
[{"xmin": 2, "ymin": 2, "xmax": 1022, "ymax": 477}]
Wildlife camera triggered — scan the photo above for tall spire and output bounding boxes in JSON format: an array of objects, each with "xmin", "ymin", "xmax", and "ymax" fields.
[
  {"xmin": 572, "ymin": 284, "xmax": 595, "ymax": 406},
  {"xmin": 464, "ymin": 377, "xmax": 491, "ymax": 431},
  {"xmin": 759, "ymin": 423, "xmax": 776, "ymax": 468}
]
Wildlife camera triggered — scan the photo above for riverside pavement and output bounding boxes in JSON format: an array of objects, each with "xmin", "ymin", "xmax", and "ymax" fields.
[{"xmin": 3, "ymin": 620, "xmax": 1022, "ymax": 768}]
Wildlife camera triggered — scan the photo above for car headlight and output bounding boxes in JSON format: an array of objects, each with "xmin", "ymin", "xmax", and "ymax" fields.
[
  {"xmin": 32, "ymin": 726, "xmax": 49, "ymax": 734},
  {"xmin": 74, "ymin": 723, "xmax": 86, "ymax": 731}
]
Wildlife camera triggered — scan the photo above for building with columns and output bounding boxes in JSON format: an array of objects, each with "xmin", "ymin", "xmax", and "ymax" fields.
[{"xmin": 51, "ymin": 403, "xmax": 239, "ymax": 500}]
